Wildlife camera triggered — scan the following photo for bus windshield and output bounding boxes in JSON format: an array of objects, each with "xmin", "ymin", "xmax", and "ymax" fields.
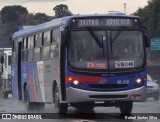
[{"xmin": 68, "ymin": 30, "xmax": 144, "ymax": 71}]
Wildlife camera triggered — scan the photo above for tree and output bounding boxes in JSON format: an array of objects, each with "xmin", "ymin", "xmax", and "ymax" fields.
[
  {"xmin": 34, "ymin": 13, "xmax": 49, "ymax": 23},
  {"xmin": 53, "ymin": 4, "xmax": 72, "ymax": 18},
  {"xmin": 1, "ymin": 5, "xmax": 28, "ymax": 25},
  {"xmin": 134, "ymin": 0, "xmax": 160, "ymax": 64},
  {"xmin": 134, "ymin": 0, "xmax": 160, "ymax": 38},
  {"xmin": 27, "ymin": 13, "xmax": 50, "ymax": 25}
]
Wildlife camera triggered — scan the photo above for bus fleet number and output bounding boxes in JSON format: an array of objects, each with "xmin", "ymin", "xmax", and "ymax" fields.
[{"xmin": 117, "ymin": 80, "xmax": 129, "ymax": 84}]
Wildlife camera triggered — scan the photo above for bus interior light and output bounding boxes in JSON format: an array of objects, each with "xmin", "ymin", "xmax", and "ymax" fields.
[{"xmin": 73, "ymin": 80, "xmax": 79, "ymax": 85}]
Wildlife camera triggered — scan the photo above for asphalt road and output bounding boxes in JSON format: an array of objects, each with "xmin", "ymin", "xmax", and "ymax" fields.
[{"xmin": 0, "ymin": 95, "xmax": 160, "ymax": 122}]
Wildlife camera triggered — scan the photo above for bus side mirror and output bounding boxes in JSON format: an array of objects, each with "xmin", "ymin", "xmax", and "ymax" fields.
[
  {"xmin": 144, "ymin": 35, "xmax": 149, "ymax": 47},
  {"xmin": 0, "ymin": 56, "xmax": 4, "ymax": 64}
]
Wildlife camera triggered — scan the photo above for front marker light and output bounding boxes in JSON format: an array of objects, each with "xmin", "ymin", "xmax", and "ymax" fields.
[{"xmin": 67, "ymin": 77, "xmax": 72, "ymax": 82}]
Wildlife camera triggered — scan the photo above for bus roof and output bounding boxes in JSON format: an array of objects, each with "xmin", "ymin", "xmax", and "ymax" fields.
[{"xmin": 12, "ymin": 14, "xmax": 140, "ymax": 39}]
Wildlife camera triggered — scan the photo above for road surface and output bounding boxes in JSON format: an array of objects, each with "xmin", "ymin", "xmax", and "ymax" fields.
[{"xmin": 0, "ymin": 95, "xmax": 159, "ymax": 122}]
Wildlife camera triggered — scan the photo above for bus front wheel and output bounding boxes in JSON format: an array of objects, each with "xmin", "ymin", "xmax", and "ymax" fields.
[
  {"xmin": 53, "ymin": 85, "xmax": 68, "ymax": 114},
  {"xmin": 119, "ymin": 101, "xmax": 133, "ymax": 114}
]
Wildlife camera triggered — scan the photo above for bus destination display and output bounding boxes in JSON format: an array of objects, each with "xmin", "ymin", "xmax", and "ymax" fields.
[{"xmin": 72, "ymin": 18, "xmax": 139, "ymax": 28}]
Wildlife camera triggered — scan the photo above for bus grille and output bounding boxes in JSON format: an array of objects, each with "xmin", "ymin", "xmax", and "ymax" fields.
[
  {"xmin": 88, "ymin": 84, "xmax": 128, "ymax": 89},
  {"xmin": 89, "ymin": 95, "xmax": 128, "ymax": 99}
]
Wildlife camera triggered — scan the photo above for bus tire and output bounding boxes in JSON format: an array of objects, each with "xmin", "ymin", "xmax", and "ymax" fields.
[
  {"xmin": 119, "ymin": 101, "xmax": 133, "ymax": 114},
  {"xmin": 24, "ymin": 87, "xmax": 35, "ymax": 111},
  {"xmin": 3, "ymin": 91, "xmax": 8, "ymax": 99},
  {"xmin": 53, "ymin": 85, "xmax": 68, "ymax": 114}
]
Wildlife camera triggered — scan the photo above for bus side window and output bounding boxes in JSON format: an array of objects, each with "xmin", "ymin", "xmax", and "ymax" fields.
[
  {"xmin": 34, "ymin": 48, "xmax": 41, "ymax": 61},
  {"xmin": 28, "ymin": 36, "xmax": 34, "ymax": 49},
  {"xmin": 50, "ymin": 44, "xmax": 59, "ymax": 59},
  {"xmin": 35, "ymin": 33, "xmax": 42, "ymax": 47},
  {"xmin": 50, "ymin": 28, "xmax": 60, "ymax": 59},
  {"xmin": 41, "ymin": 46, "xmax": 50, "ymax": 60},
  {"xmin": 27, "ymin": 50, "xmax": 33, "ymax": 62},
  {"xmin": 43, "ymin": 31, "xmax": 51, "ymax": 46},
  {"xmin": 51, "ymin": 28, "xmax": 60, "ymax": 43}
]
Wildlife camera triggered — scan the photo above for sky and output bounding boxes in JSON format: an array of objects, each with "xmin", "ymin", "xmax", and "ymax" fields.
[{"xmin": 0, "ymin": 0, "xmax": 148, "ymax": 16}]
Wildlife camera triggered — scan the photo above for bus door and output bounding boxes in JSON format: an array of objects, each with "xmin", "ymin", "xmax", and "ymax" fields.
[{"xmin": 17, "ymin": 39, "xmax": 22, "ymax": 100}]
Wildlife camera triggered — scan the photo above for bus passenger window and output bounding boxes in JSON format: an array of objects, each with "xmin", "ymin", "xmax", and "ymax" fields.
[
  {"xmin": 35, "ymin": 33, "xmax": 42, "ymax": 47},
  {"xmin": 43, "ymin": 31, "xmax": 51, "ymax": 46},
  {"xmin": 50, "ymin": 44, "xmax": 59, "ymax": 59},
  {"xmin": 34, "ymin": 48, "xmax": 41, "ymax": 61},
  {"xmin": 28, "ymin": 50, "xmax": 33, "ymax": 62},
  {"xmin": 42, "ymin": 46, "xmax": 50, "ymax": 60},
  {"xmin": 28, "ymin": 36, "xmax": 34, "ymax": 49},
  {"xmin": 52, "ymin": 28, "xmax": 60, "ymax": 43}
]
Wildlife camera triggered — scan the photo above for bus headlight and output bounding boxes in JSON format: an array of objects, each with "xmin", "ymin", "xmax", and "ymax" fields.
[
  {"xmin": 136, "ymin": 78, "xmax": 142, "ymax": 84},
  {"xmin": 73, "ymin": 80, "xmax": 79, "ymax": 85}
]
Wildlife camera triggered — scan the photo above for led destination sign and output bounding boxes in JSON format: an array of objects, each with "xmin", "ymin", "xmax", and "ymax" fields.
[{"xmin": 72, "ymin": 18, "xmax": 139, "ymax": 28}]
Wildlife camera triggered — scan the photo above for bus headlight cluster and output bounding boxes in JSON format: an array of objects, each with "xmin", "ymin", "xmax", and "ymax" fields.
[
  {"xmin": 136, "ymin": 78, "xmax": 142, "ymax": 84},
  {"xmin": 73, "ymin": 80, "xmax": 79, "ymax": 85}
]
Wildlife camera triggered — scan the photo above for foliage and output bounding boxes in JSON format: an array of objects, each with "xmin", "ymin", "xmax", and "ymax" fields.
[
  {"xmin": 34, "ymin": 13, "xmax": 49, "ymax": 23},
  {"xmin": 1, "ymin": 5, "xmax": 28, "ymax": 25},
  {"xmin": 53, "ymin": 4, "xmax": 72, "ymax": 18},
  {"xmin": 27, "ymin": 13, "xmax": 50, "ymax": 25},
  {"xmin": 134, "ymin": 0, "xmax": 160, "ymax": 38}
]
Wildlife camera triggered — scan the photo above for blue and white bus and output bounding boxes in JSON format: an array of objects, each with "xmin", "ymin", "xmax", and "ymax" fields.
[{"xmin": 11, "ymin": 14, "xmax": 148, "ymax": 114}]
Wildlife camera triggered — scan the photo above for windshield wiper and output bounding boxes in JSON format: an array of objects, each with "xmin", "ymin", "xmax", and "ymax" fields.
[
  {"xmin": 111, "ymin": 30, "xmax": 122, "ymax": 43},
  {"xmin": 110, "ymin": 30, "xmax": 122, "ymax": 53},
  {"xmin": 87, "ymin": 27, "xmax": 103, "ymax": 48}
]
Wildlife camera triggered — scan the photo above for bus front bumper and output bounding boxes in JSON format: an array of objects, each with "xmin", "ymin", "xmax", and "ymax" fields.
[{"xmin": 66, "ymin": 86, "xmax": 146, "ymax": 102}]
